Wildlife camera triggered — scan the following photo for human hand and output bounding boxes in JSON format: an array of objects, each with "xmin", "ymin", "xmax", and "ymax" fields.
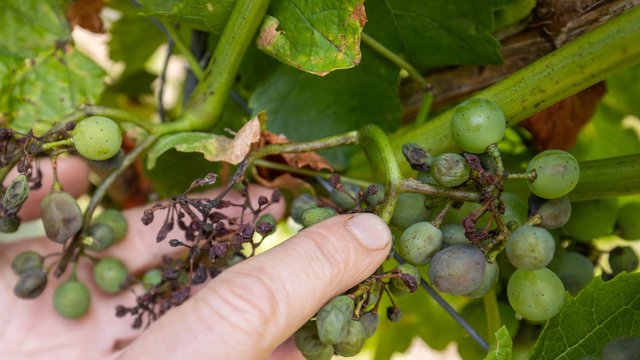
[{"xmin": 0, "ymin": 158, "xmax": 392, "ymax": 360}]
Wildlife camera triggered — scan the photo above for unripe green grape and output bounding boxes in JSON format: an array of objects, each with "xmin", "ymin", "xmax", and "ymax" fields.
[
  {"xmin": 316, "ymin": 295, "xmax": 354, "ymax": 345},
  {"xmin": 441, "ymin": 223, "xmax": 469, "ymax": 246},
  {"xmin": 11, "ymin": 250, "xmax": 43, "ymax": 275},
  {"xmin": 142, "ymin": 268, "xmax": 163, "ymax": 288},
  {"xmin": 2, "ymin": 174, "xmax": 29, "ymax": 214},
  {"xmin": 93, "ymin": 257, "xmax": 129, "ymax": 294},
  {"xmin": 396, "ymin": 221, "xmax": 442, "ymax": 266},
  {"xmin": 294, "ymin": 321, "xmax": 334, "ymax": 360},
  {"xmin": 390, "ymin": 263, "xmax": 421, "ymax": 296},
  {"xmin": 506, "ymin": 225, "xmax": 556, "ymax": 270},
  {"xmin": 616, "ymin": 202, "xmax": 640, "ymax": 240},
  {"xmin": 561, "ymin": 198, "xmax": 618, "ymax": 242},
  {"xmin": 365, "ymin": 184, "xmax": 385, "ymax": 207},
  {"xmin": 526, "ymin": 150, "xmax": 580, "ymax": 199},
  {"xmin": 507, "ymin": 268, "xmax": 565, "ymax": 321},
  {"xmin": 430, "ymin": 153, "xmax": 470, "ymax": 187},
  {"xmin": 608, "ymin": 246, "xmax": 638, "ymax": 275},
  {"xmin": 73, "ymin": 116, "xmax": 123, "ymax": 161},
  {"xmin": 333, "ymin": 320, "xmax": 366, "ymax": 357},
  {"xmin": 291, "ymin": 194, "xmax": 316, "ymax": 224},
  {"xmin": 390, "ymin": 193, "xmax": 430, "ymax": 229},
  {"xmin": 428, "ymin": 245, "xmax": 486, "ymax": 296},
  {"xmin": 450, "ymin": 98, "xmax": 506, "ymax": 153},
  {"xmin": 464, "ymin": 260, "xmax": 499, "ymax": 298},
  {"xmin": 359, "ymin": 312, "xmax": 379, "ymax": 339},
  {"xmin": 601, "ymin": 336, "xmax": 640, "ymax": 360},
  {"xmin": 501, "ymin": 192, "xmax": 528, "ymax": 228},
  {"xmin": 547, "ymin": 251, "xmax": 594, "ymax": 295},
  {"xmin": 84, "ymin": 223, "xmax": 115, "ymax": 252},
  {"xmin": 14, "ymin": 268, "xmax": 47, "ymax": 299},
  {"xmin": 330, "ymin": 184, "xmax": 360, "ymax": 210},
  {"xmin": 301, "ymin": 207, "xmax": 337, "ymax": 228},
  {"xmin": 0, "ymin": 215, "xmax": 21, "ymax": 233},
  {"xmin": 40, "ymin": 192, "xmax": 83, "ymax": 243},
  {"xmin": 94, "ymin": 209, "xmax": 128, "ymax": 241},
  {"xmin": 54, "ymin": 281, "xmax": 90, "ymax": 319},
  {"xmin": 528, "ymin": 195, "xmax": 572, "ymax": 230}
]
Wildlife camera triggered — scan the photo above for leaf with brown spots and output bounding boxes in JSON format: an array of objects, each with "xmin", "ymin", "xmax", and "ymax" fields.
[{"xmin": 66, "ymin": 0, "xmax": 105, "ymax": 33}]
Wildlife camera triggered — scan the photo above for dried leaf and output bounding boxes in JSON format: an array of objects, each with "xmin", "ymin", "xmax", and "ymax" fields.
[
  {"xmin": 520, "ymin": 82, "xmax": 606, "ymax": 151},
  {"xmin": 261, "ymin": 131, "xmax": 333, "ymax": 171},
  {"xmin": 66, "ymin": 0, "xmax": 105, "ymax": 33}
]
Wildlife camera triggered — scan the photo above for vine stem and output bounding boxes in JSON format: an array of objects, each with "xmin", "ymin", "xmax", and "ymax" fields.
[
  {"xmin": 399, "ymin": 178, "xmax": 480, "ymax": 202},
  {"xmin": 569, "ymin": 153, "xmax": 640, "ymax": 201},
  {"xmin": 160, "ymin": 20, "xmax": 204, "ymax": 81},
  {"xmin": 60, "ymin": 105, "xmax": 154, "ymax": 133},
  {"xmin": 252, "ymin": 159, "xmax": 372, "ymax": 188}
]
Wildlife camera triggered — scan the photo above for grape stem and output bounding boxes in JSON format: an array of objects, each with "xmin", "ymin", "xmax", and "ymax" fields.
[
  {"xmin": 399, "ymin": 178, "xmax": 480, "ymax": 202},
  {"xmin": 40, "ymin": 138, "xmax": 73, "ymax": 152}
]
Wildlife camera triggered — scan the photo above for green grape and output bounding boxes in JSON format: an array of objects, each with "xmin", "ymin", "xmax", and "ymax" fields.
[
  {"xmin": 506, "ymin": 225, "xmax": 556, "ymax": 270},
  {"xmin": 13, "ymin": 268, "xmax": 47, "ymax": 299},
  {"xmin": 40, "ymin": 192, "xmax": 83, "ymax": 243},
  {"xmin": 53, "ymin": 281, "xmax": 91, "ymax": 319},
  {"xmin": 301, "ymin": 207, "xmax": 337, "ymax": 228},
  {"xmin": 507, "ymin": 268, "xmax": 565, "ymax": 321},
  {"xmin": 390, "ymin": 193, "xmax": 430, "ymax": 229},
  {"xmin": 561, "ymin": 198, "xmax": 619, "ymax": 242},
  {"xmin": 330, "ymin": 184, "xmax": 360, "ymax": 210},
  {"xmin": 528, "ymin": 195, "xmax": 572, "ymax": 230},
  {"xmin": 416, "ymin": 171, "xmax": 437, "ymax": 185},
  {"xmin": 11, "ymin": 250, "xmax": 43, "ymax": 275},
  {"xmin": 73, "ymin": 116, "xmax": 123, "ymax": 161},
  {"xmin": 390, "ymin": 263, "xmax": 421, "ymax": 296},
  {"xmin": 547, "ymin": 250, "xmax": 594, "ymax": 295},
  {"xmin": 601, "ymin": 336, "xmax": 640, "ymax": 360},
  {"xmin": 94, "ymin": 209, "xmax": 128, "ymax": 241},
  {"xmin": 464, "ymin": 260, "xmax": 499, "ymax": 298},
  {"xmin": 526, "ymin": 150, "xmax": 580, "ymax": 199},
  {"xmin": 501, "ymin": 192, "xmax": 529, "ymax": 228},
  {"xmin": 0, "ymin": 215, "xmax": 21, "ymax": 233},
  {"xmin": 450, "ymin": 98, "xmax": 506, "ymax": 153},
  {"xmin": 441, "ymin": 223, "xmax": 470, "ymax": 246},
  {"xmin": 396, "ymin": 221, "xmax": 442, "ymax": 266},
  {"xmin": 2, "ymin": 174, "xmax": 29, "ymax": 214},
  {"xmin": 316, "ymin": 295, "xmax": 354, "ymax": 345},
  {"xmin": 142, "ymin": 268, "xmax": 163, "ymax": 288},
  {"xmin": 365, "ymin": 184, "xmax": 385, "ymax": 207},
  {"xmin": 294, "ymin": 321, "xmax": 334, "ymax": 360},
  {"xmin": 93, "ymin": 257, "xmax": 129, "ymax": 294},
  {"xmin": 608, "ymin": 246, "xmax": 639, "ymax": 275},
  {"xmin": 616, "ymin": 202, "xmax": 640, "ymax": 240},
  {"xmin": 359, "ymin": 312, "xmax": 379, "ymax": 339},
  {"xmin": 84, "ymin": 223, "xmax": 115, "ymax": 252},
  {"xmin": 428, "ymin": 245, "xmax": 486, "ymax": 296},
  {"xmin": 333, "ymin": 320, "xmax": 366, "ymax": 357},
  {"xmin": 430, "ymin": 153, "xmax": 470, "ymax": 187},
  {"xmin": 291, "ymin": 194, "xmax": 316, "ymax": 224}
]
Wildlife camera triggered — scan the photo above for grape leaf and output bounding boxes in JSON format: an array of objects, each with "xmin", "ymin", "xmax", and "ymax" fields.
[
  {"xmin": 363, "ymin": 0, "xmax": 510, "ymax": 69},
  {"xmin": 249, "ymin": 47, "xmax": 402, "ymax": 169},
  {"xmin": 530, "ymin": 272, "xmax": 640, "ymax": 359},
  {"xmin": 256, "ymin": 0, "xmax": 366, "ymax": 75},
  {"xmin": 107, "ymin": 14, "xmax": 165, "ymax": 75},
  {"xmin": 146, "ymin": 132, "xmax": 212, "ymax": 169},
  {"xmin": 0, "ymin": 0, "xmax": 71, "ymax": 58},
  {"xmin": 2, "ymin": 48, "xmax": 105, "ymax": 133},
  {"xmin": 484, "ymin": 326, "xmax": 512, "ymax": 360},
  {"xmin": 137, "ymin": 0, "xmax": 235, "ymax": 34}
]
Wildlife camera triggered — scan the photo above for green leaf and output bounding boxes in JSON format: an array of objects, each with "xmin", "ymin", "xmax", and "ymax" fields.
[
  {"xmin": 0, "ymin": 0, "xmax": 70, "ymax": 58},
  {"xmin": 484, "ymin": 326, "xmax": 513, "ymax": 360},
  {"xmin": 364, "ymin": 0, "xmax": 509, "ymax": 69},
  {"xmin": 2, "ymin": 49, "xmax": 105, "ymax": 133},
  {"xmin": 256, "ymin": 0, "xmax": 366, "ymax": 75},
  {"xmin": 249, "ymin": 47, "xmax": 402, "ymax": 169},
  {"xmin": 146, "ymin": 132, "xmax": 213, "ymax": 169},
  {"xmin": 137, "ymin": 0, "xmax": 235, "ymax": 34},
  {"xmin": 144, "ymin": 149, "xmax": 218, "ymax": 198},
  {"xmin": 531, "ymin": 272, "xmax": 640, "ymax": 359},
  {"xmin": 108, "ymin": 11, "xmax": 165, "ymax": 75}
]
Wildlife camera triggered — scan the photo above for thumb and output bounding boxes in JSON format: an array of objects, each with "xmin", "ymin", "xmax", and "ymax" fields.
[{"xmin": 122, "ymin": 213, "xmax": 391, "ymax": 359}]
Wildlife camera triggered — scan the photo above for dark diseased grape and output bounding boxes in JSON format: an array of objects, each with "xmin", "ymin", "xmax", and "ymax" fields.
[
  {"xmin": 0, "ymin": 215, "xmax": 21, "ymax": 233},
  {"xmin": 294, "ymin": 321, "xmax": 334, "ymax": 360},
  {"xmin": 526, "ymin": 150, "xmax": 580, "ymax": 199},
  {"xmin": 507, "ymin": 267, "xmax": 565, "ymax": 321},
  {"xmin": 561, "ymin": 198, "xmax": 619, "ymax": 242},
  {"xmin": 94, "ymin": 209, "xmax": 128, "ymax": 241},
  {"xmin": 93, "ymin": 257, "xmax": 129, "ymax": 294},
  {"xmin": 396, "ymin": 221, "xmax": 442, "ymax": 266},
  {"xmin": 40, "ymin": 192, "xmax": 83, "ymax": 243},
  {"xmin": 301, "ymin": 207, "xmax": 337, "ymax": 228},
  {"xmin": 430, "ymin": 153, "xmax": 470, "ymax": 187},
  {"xmin": 528, "ymin": 195, "xmax": 572, "ymax": 230},
  {"xmin": 428, "ymin": 245, "xmax": 486, "ymax": 296},
  {"xmin": 616, "ymin": 202, "xmax": 640, "ymax": 240},
  {"xmin": 601, "ymin": 336, "xmax": 640, "ymax": 360},
  {"xmin": 390, "ymin": 193, "xmax": 430, "ymax": 229},
  {"xmin": 450, "ymin": 98, "xmax": 506, "ymax": 154},
  {"xmin": 11, "ymin": 250, "xmax": 43, "ymax": 275},
  {"xmin": 84, "ymin": 223, "xmax": 116, "ymax": 252},
  {"xmin": 14, "ymin": 268, "xmax": 47, "ymax": 299},
  {"xmin": 390, "ymin": 263, "xmax": 421, "ymax": 296},
  {"xmin": 506, "ymin": 225, "xmax": 556, "ymax": 270},
  {"xmin": 330, "ymin": 184, "xmax": 360, "ymax": 210},
  {"xmin": 608, "ymin": 246, "xmax": 639, "ymax": 276},
  {"xmin": 547, "ymin": 250, "xmax": 594, "ymax": 295},
  {"xmin": 256, "ymin": 213, "xmax": 276, "ymax": 235},
  {"xmin": 358, "ymin": 312, "xmax": 379, "ymax": 339},
  {"xmin": 316, "ymin": 295, "xmax": 354, "ymax": 345},
  {"xmin": 73, "ymin": 116, "xmax": 123, "ymax": 161},
  {"xmin": 365, "ymin": 184, "xmax": 385, "ymax": 207},
  {"xmin": 2, "ymin": 174, "xmax": 29, "ymax": 214},
  {"xmin": 333, "ymin": 320, "xmax": 366, "ymax": 357},
  {"xmin": 54, "ymin": 281, "xmax": 91, "ymax": 319}
]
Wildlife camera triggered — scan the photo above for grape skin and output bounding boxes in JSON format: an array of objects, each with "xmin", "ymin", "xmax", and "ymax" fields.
[
  {"xmin": 527, "ymin": 150, "xmax": 580, "ymax": 199},
  {"xmin": 396, "ymin": 222, "xmax": 442, "ymax": 266},
  {"xmin": 93, "ymin": 257, "xmax": 129, "ymax": 294},
  {"xmin": 506, "ymin": 225, "xmax": 556, "ymax": 270},
  {"xmin": 390, "ymin": 193, "xmax": 430, "ymax": 229},
  {"xmin": 547, "ymin": 251, "xmax": 594, "ymax": 295},
  {"xmin": 450, "ymin": 98, "xmax": 506, "ymax": 153},
  {"xmin": 507, "ymin": 268, "xmax": 565, "ymax": 321},
  {"xmin": 561, "ymin": 198, "xmax": 618, "ymax": 242},
  {"xmin": 54, "ymin": 281, "xmax": 91, "ymax": 319},
  {"xmin": 428, "ymin": 245, "xmax": 486, "ymax": 296},
  {"xmin": 73, "ymin": 116, "xmax": 123, "ymax": 161}
]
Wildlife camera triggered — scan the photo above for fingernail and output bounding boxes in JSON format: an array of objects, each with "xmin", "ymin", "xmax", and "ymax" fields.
[{"xmin": 346, "ymin": 213, "xmax": 391, "ymax": 250}]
